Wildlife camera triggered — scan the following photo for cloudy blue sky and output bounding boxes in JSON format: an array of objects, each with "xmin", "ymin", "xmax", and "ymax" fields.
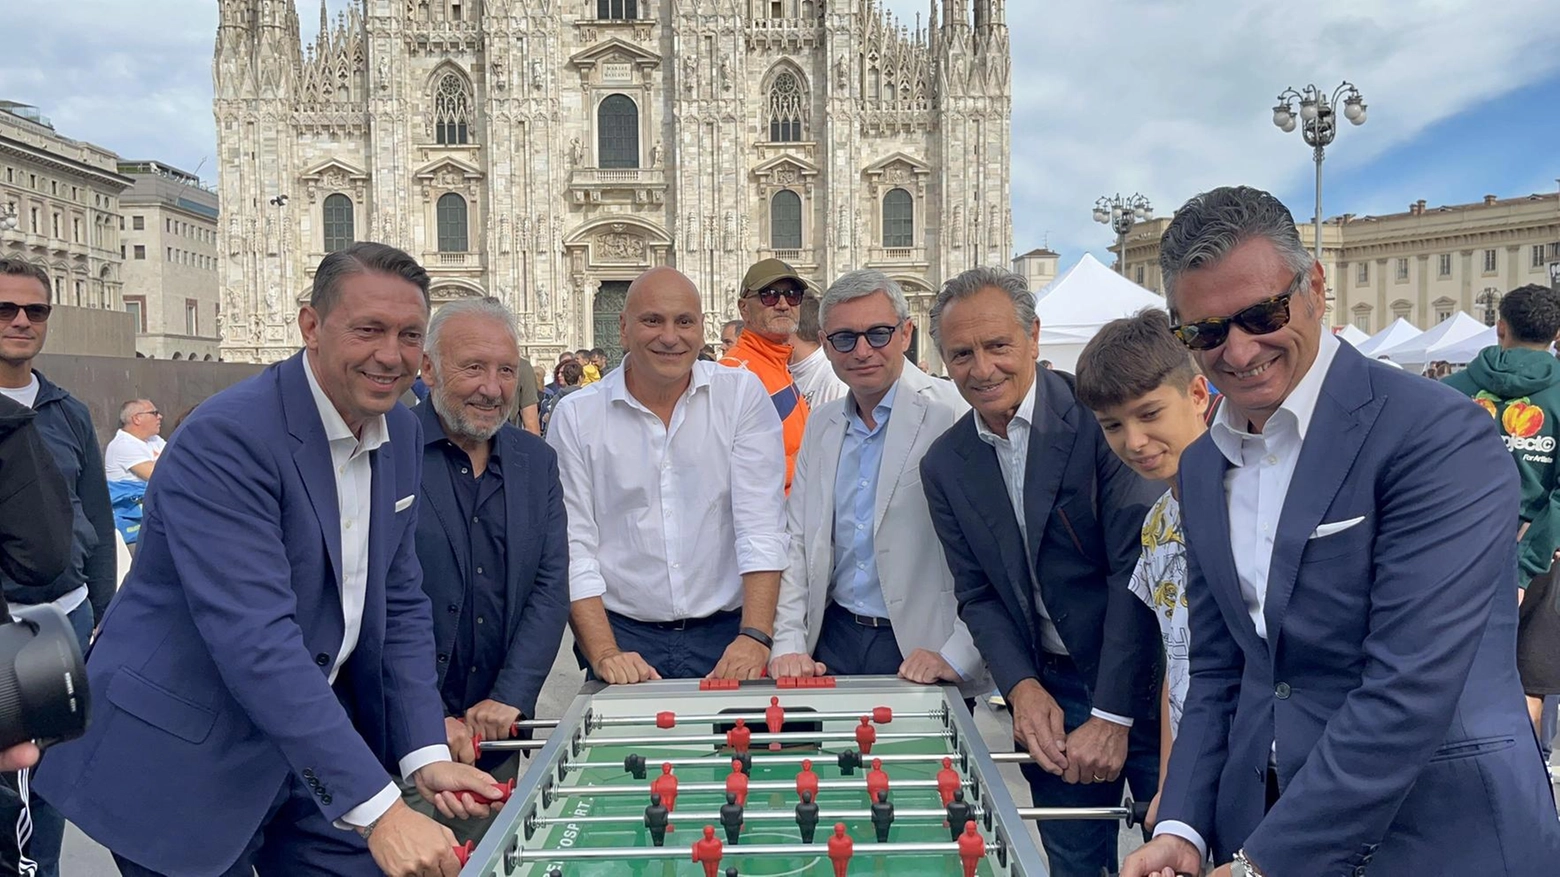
[{"xmin": 3, "ymin": 1, "xmax": 1557, "ymax": 271}]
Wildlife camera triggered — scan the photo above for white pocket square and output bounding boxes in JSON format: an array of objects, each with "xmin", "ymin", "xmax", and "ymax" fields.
[
  {"xmin": 1309, "ymin": 516, "xmax": 1364, "ymax": 539},
  {"xmin": 394, "ymin": 495, "xmax": 416, "ymax": 512}
]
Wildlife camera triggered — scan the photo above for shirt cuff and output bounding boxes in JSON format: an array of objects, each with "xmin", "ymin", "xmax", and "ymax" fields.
[
  {"xmin": 399, "ymin": 745, "xmax": 452, "ymax": 780},
  {"xmin": 938, "ymin": 649, "xmax": 971, "ymax": 682},
  {"xmin": 1153, "ymin": 821, "xmax": 1208, "ymax": 861},
  {"xmin": 735, "ymin": 533, "xmax": 789, "ymax": 574},
  {"xmin": 1090, "ymin": 708, "xmax": 1134, "ymax": 728},
  {"xmin": 567, "ymin": 559, "xmax": 607, "ymax": 601},
  {"xmin": 337, "ymin": 782, "xmax": 401, "ymax": 830}
]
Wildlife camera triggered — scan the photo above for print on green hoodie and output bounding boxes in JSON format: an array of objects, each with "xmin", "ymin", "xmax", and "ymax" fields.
[{"xmin": 1444, "ymin": 346, "xmax": 1560, "ymax": 580}]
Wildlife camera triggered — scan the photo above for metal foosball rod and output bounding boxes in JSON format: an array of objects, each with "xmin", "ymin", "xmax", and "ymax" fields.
[
  {"xmin": 989, "ymin": 752, "xmax": 1036, "ymax": 764},
  {"xmin": 552, "ymin": 777, "xmax": 961, "ymax": 797},
  {"xmin": 529, "ymin": 807, "xmax": 962, "ymax": 827},
  {"xmin": 574, "ymin": 751, "xmax": 979, "ymax": 772},
  {"xmin": 573, "ymin": 729, "xmax": 941, "ymax": 748},
  {"xmin": 508, "ymin": 704, "xmax": 929, "ymax": 733},
  {"xmin": 510, "ymin": 840, "xmax": 999, "ymax": 864}
]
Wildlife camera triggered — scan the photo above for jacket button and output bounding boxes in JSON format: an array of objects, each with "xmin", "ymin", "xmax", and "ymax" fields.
[
  {"xmin": 303, "ymin": 769, "xmax": 315, "ymax": 779},
  {"xmin": 315, "ymin": 653, "xmax": 330, "ymax": 667},
  {"xmin": 321, "ymin": 794, "xmax": 332, "ymax": 805},
  {"xmin": 438, "ymin": 653, "xmax": 448, "ymax": 663},
  {"xmin": 1274, "ymin": 682, "xmax": 1292, "ymax": 699},
  {"xmin": 448, "ymin": 603, "xmax": 459, "ymax": 614}
]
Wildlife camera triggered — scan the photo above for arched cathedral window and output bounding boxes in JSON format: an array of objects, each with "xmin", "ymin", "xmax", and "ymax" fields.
[
  {"xmin": 767, "ymin": 72, "xmax": 805, "ymax": 142},
  {"xmin": 597, "ymin": 0, "xmax": 638, "ymax": 19},
  {"xmin": 598, "ymin": 95, "xmax": 640, "ymax": 169},
  {"xmin": 323, "ymin": 194, "xmax": 354, "ymax": 253},
  {"xmin": 882, "ymin": 188, "xmax": 914, "ymax": 248},
  {"xmin": 434, "ymin": 73, "xmax": 472, "ymax": 145},
  {"xmin": 771, "ymin": 191, "xmax": 802, "ymax": 250},
  {"xmin": 437, "ymin": 193, "xmax": 468, "ymax": 252}
]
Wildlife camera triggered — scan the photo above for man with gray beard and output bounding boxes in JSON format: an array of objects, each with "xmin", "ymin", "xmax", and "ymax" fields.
[{"xmin": 407, "ymin": 298, "xmax": 570, "ymax": 844}]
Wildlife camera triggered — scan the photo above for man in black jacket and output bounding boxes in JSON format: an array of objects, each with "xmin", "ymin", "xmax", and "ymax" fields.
[{"xmin": 0, "ymin": 258, "xmax": 115, "ymax": 877}]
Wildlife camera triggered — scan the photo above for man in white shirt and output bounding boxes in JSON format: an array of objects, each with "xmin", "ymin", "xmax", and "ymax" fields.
[
  {"xmin": 548, "ymin": 266, "xmax": 788, "ymax": 684},
  {"xmin": 787, "ymin": 296, "xmax": 849, "ymax": 410},
  {"xmin": 104, "ymin": 399, "xmax": 167, "ymax": 482}
]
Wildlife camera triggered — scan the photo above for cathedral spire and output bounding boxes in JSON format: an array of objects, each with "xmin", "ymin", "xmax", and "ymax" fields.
[
  {"xmin": 320, "ymin": 0, "xmax": 329, "ymax": 37},
  {"xmin": 942, "ymin": 0, "xmax": 965, "ymax": 29}
]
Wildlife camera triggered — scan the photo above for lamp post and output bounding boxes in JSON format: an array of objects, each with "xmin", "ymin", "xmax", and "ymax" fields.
[
  {"xmin": 1093, "ymin": 194, "xmax": 1152, "ymax": 278},
  {"xmin": 0, "ymin": 202, "xmax": 17, "ymax": 233},
  {"xmin": 1272, "ymin": 81, "xmax": 1367, "ymax": 264}
]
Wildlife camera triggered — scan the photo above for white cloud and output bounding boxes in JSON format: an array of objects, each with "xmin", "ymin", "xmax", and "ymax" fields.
[{"xmin": 881, "ymin": 0, "xmax": 1560, "ymax": 265}]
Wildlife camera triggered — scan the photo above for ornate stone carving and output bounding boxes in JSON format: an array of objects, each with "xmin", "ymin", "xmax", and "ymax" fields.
[
  {"xmin": 568, "ymin": 137, "xmax": 585, "ymax": 167},
  {"xmin": 596, "ymin": 231, "xmax": 645, "ymax": 262},
  {"xmin": 773, "ymin": 165, "xmax": 799, "ymax": 185}
]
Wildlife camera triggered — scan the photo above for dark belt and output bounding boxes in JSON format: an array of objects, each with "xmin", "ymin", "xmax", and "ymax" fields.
[
  {"xmin": 827, "ymin": 602, "xmax": 891, "ymax": 629},
  {"xmin": 609, "ymin": 608, "xmax": 740, "ymax": 631}
]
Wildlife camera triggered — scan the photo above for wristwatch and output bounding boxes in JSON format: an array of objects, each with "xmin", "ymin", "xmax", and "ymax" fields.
[
  {"xmin": 1231, "ymin": 849, "xmax": 1266, "ymax": 877},
  {"xmin": 738, "ymin": 627, "xmax": 773, "ymax": 648}
]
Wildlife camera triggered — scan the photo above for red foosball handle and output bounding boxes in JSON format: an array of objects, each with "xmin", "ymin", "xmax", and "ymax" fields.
[
  {"xmin": 453, "ymin": 840, "xmax": 475, "ymax": 865},
  {"xmin": 458, "ymin": 778, "xmax": 517, "ymax": 806}
]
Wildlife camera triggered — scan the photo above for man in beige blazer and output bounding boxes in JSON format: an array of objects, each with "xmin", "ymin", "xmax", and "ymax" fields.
[{"xmin": 769, "ymin": 269, "xmax": 988, "ymax": 699}]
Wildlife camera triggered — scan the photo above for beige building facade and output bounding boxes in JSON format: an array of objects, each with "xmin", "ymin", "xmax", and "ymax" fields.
[
  {"xmin": 119, "ymin": 161, "xmax": 223, "ymax": 361},
  {"xmin": 212, "ymin": 0, "xmax": 1014, "ymax": 368},
  {"xmin": 0, "ymin": 101, "xmax": 129, "ymax": 310},
  {"xmin": 1119, "ymin": 190, "xmax": 1560, "ymax": 334},
  {"xmin": 1011, "ymin": 246, "xmax": 1059, "ymax": 292}
]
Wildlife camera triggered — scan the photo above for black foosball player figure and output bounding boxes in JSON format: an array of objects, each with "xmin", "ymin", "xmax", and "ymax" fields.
[
  {"xmin": 945, "ymin": 788, "xmax": 973, "ymax": 842},
  {"xmin": 870, "ymin": 790, "xmax": 895, "ymax": 843},
  {"xmin": 645, "ymin": 792, "xmax": 670, "ymax": 847},
  {"xmin": 720, "ymin": 792, "xmax": 745, "ymax": 845},
  {"xmin": 795, "ymin": 789, "xmax": 821, "ymax": 843}
]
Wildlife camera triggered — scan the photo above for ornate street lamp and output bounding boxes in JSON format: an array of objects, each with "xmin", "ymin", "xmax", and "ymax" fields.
[
  {"xmin": 1093, "ymin": 193, "xmax": 1153, "ymax": 277},
  {"xmin": 1272, "ymin": 81, "xmax": 1367, "ymax": 263}
]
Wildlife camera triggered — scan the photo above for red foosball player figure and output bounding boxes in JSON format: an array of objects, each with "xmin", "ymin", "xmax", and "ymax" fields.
[
  {"xmin": 865, "ymin": 757, "xmax": 890, "ymax": 804},
  {"xmin": 765, "ymin": 696, "xmax": 785, "ymax": 750},
  {"xmin": 957, "ymin": 820, "xmax": 984, "ymax": 877},
  {"xmin": 725, "ymin": 759, "xmax": 750, "ymax": 807},
  {"xmin": 826, "ymin": 822, "xmax": 853, "ymax": 877},
  {"xmin": 854, "ymin": 716, "xmax": 876, "ymax": 754},
  {"xmin": 652, "ymin": 762, "xmax": 680, "ymax": 812},
  {"xmin": 726, "ymin": 718, "xmax": 753, "ymax": 755},
  {"xmin": 936, "ymin": 757, "xmax": 962, "ymax": 807},
  {"xmin": 691, "ymin": 825, "xmax": 724, "ymax": 877},
  {"xmin": 795, "ymin": 758, "xmax": 820, "ymax": 802}
]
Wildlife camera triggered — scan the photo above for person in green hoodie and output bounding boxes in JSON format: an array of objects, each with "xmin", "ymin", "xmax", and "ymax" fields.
[{"xmin": 1443, "ymin": 282, "xmax": 1560, "ymax": 736}]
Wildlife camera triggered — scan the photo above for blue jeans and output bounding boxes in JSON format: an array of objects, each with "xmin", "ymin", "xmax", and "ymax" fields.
[
  {"xmin": 1017, "ymin": 653, "xmax": 1160, "ymax": 877},
  {"xmin": 29, "ymin": 601, "xmax": 93, "ymax": 877}
]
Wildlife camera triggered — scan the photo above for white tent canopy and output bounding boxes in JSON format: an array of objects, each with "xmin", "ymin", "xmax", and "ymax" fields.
[
  {"xmin": 1334, "ymin": 325, "xmax": 1370, "ymax": 346},
  {"xmin": 1377, "ymin": 312, "xmax": 1490, "ymax": 369},
  {"xmin": 1433, "ymin": 325, "xmax": 1498, "ymax": 366},
  {"xmin": 1033, "ymin": 253, "xmax": 1166, "ymax": 371},
  {"xmin": 1354, "ymin": 317, "xmax": 1422, "ymax": 357}
]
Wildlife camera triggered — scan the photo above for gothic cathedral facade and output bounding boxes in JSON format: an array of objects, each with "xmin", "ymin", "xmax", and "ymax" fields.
[{"xmin": 213, "ymin": 0, "xmax": 1011, "ymax": 365}]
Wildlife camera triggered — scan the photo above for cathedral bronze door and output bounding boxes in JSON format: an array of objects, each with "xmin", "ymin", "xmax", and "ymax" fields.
[{"xmin": 592, "ymin": 281, "xmax": 630, "ymax": 368}]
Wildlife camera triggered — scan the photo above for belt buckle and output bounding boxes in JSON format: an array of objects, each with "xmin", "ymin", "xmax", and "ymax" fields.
[{"xmin": 855, "ymin": 613, "xmax": 888, "ymax": 629}]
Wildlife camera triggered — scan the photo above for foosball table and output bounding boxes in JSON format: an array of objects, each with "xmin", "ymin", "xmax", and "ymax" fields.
[{"xmin": 456, "ymin": 677, "xmax": 1150, "ymax": 876}]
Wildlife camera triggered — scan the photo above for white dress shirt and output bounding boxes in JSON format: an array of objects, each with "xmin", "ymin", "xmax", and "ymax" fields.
[
  {"xmin": 546, "ymin": 358, "xmax": 789, "ymax": 620},
  {"xmin": 974, "ymin": 376, "xmax": 1130, "ymax": 727},
  {"xmin": 1154, "ymin": 330, "xmax": 1342, "ymax": 858},
  {"xmin": 302, "ymin": 354, "xmax": 450, "ymax": 828}
]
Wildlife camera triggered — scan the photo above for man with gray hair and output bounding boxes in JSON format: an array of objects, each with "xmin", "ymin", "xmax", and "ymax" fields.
[
  {"xmin": 408, "ymin": 297, "xmax": 570, "ymax": 846},
  {"xmin": 1125, "ymin": 186, "xmax": 1560, "ymax": 877},
  {"xmin": 918, "ymin": 265, "xmax": 1163, "ymax": 877},
  {"xmin": 770, "ymin": 269, "xmax": 986, "ymax": 697},
  {"xmin": 105, "ymin": 399, "xmax": 166, "ymax": 483}
]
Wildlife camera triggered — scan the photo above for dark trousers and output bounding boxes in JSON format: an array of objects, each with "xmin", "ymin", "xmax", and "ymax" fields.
[
  {"xmin": 1018, "ymin": 653, "xmax": 1160, "ymax": 877},
  {"xmin": 594, "ymin": 610, "xmax": 741, "ymax": 680},
  {"xmin": 813, "ymin": 602, "xmax": 903, "ymax": 676},
  {"xmin": 113, "ymin": 774, "xmax": 381, "ymax": 877}
]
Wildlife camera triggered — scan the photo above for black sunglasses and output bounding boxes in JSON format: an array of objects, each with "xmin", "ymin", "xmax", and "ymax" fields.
[
  {"xmin": 746, "ymin": 287, "xmax": 805, "ymax": 308},
  {"xmin": 825, "ymin": 323, "xmax": 901, "ymax": 353},
  {"xmin": 0, "ymin": 302, "xmax": 52, "ymax": 323},
  {"xmin": 1171, "ymin": 273, "xmax": 1304, "ymax": 351}
]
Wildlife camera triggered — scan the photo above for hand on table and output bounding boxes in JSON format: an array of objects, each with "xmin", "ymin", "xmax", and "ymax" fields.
[
  {"xmin": 898, "ymin": 649, "xmax": 962, "ymax": 684},
  {"xmin": 708, "ymin": 635, "xmax": 769, "ymax": 680},
  {"xmin": 1120, "ymin": 835, "xmax": 1204, "ymax": 877},
  {"xmin": 1007, "ymin": 678, "xmax": 1069, "ymax": 776},
  {"xmin": 1063, "ymin": 716, "xmax": 1128, "ymax": 785},
  {"xmin": 362, "ymin": 799, "xmax": 462, "ymax": 877},
  {"xmin": 769, "ymin": 652, "xmax": 826, "ymax": 678},
  {"xmin": 414, "ymin": 761, "xmax": 505, "ymax": 821},
  {"xmin": 464, "ymin": 699, "xmax": 521, "ymax": 745},
  {"xmin": 593, "ymin": 649, "xmax": 662, "ymax": 684},
  {"xmin": 444, "ymin": 717, "xmax": 475, "ymax": 766}
]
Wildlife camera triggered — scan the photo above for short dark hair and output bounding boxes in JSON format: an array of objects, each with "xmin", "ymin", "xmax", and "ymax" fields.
[
  {"xmin": 310, "ymin": 243, "xmax": 430, "ymax": 319},
  {"xmin": 590, "ymin": 348, "xmax": 605, "ymax": 358},
  {"xmin": 1499, "ymin": 284, "xmax": 1560, "ymax": 344},
  {"xmin": 559, "ymin": 360, "xmax": 584, "ymax": 385},
  {"xmin": 1075, "ymin": 308, "xmax": 1199, "ymax": 411},
  {"xmin": 0, "ymin": 258, "xmax": 52, "ymax": 303},
  {"xmin": 796, "ymin": 296, "xmax": 822, "ymax": 339}
]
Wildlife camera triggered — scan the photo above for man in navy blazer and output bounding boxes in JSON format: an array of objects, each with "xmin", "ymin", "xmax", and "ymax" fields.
[
  {"xmin": 35, "ymin": 244, "xmax": 503, "ymax": 877},
  {"xmin": 920, "ymin": 267, "xmax": 1165, "ymax": 877},
  {"xmin": 1126, "ymin": 187, "xmax": 1560, "ymax": 877},
  {"xmin": 409, "ymin": 297, "xmax": 569, "ymax": 838}
]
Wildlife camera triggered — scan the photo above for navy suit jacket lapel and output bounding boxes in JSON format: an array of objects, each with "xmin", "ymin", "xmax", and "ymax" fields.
[
  {"xmin": 361, "ymin": 441, "xmax": 394, "ymax": 659},
  {"xmin": 1264, "ymin": 344, "xmax": 1381, "ymax": 652},
  {"xmin": 959, "ymin": 424, "xmax": 1039, "ymax": 646},
  {"xmin": 1182, "ymin": 437, "xmax": 1264, "ymax": 654},
  {"xmin": 501, "ymin": 429, "xmax": 531, "ymax": 632},
  {"xmin": 1023, "ymin": 371, "xmax": 1076, "ymax": 575},
  {"xmin": 417, "ymin": 403, "xmax": 470, "ymax": 587},
  {"xmin": 281, "ymin": 353, "xmax": 343, "ymax": 590}
]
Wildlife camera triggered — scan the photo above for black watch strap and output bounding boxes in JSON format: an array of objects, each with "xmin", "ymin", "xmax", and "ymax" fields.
[{"xmin": 738, "ymin": 627, "xmax": 773, "ymax": 648}]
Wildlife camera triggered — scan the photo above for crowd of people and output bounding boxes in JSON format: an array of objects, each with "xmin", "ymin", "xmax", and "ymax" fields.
[{"xmin": 1, "ymin": 182, "xmax": 1559, "ymax": 877}]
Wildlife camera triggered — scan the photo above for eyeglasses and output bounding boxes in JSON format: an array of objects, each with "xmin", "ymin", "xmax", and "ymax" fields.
[
  {"xmin": 0, "ymin": 302, "xmax": 52, "ymax": 323},
  {"xmin": 746, "ymin": 287, "xmax": 805, "ymax": 308},
  {"xmin": 825, "ymin": 323, "xmax": 902, "ymax": 353},
  {"xmin": 138, "ymin": 409, "xmax": 161, "ymax": 418},
  {"xmin": 1171, "ymin": 273, "xmax": 1304, "ymax": 351}
]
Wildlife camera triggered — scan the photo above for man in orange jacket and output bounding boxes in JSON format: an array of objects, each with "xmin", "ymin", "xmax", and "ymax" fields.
[{"xmin": 722, "ymin": 258, "xmax": 812, "ymax": 492}]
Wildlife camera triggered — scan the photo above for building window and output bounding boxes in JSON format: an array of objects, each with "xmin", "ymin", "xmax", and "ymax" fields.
[
  {"xmin": 1483, "ymin": 249, "xmax": 1498, "ymax": 273},
  {"xmin": 1438, "ymin": 253, "xmax": 1452, "ymax": 278},
  {"xmin": 72, "ymin": 217, "xmax": 81, "ymax": 243},
  {"xmin": 434, "ymin": 73, "xmax": 473, "ymax": 145},
  {"xmin": 51, "ymin": 214, "xmax": 60, "ymax": 239},
  {"xmin": 597, "ymin": 0, "xmax": 637, "ymax": 18},
  {"xmin": 1434, "ymin": 298, "xmax": 1457, "ymax": 323},
  {"xmin": 132, "ymin": 214, "xmax": 144, "ymax": 231},
  {"xmin": 597, "ymin": 94, "xmax": 640, "ymax": 169},
  {"xmin": 28, "ymin": 208, "xmax": 37, "ymax": 234},
  {"xmin": 770, "ymin": 190, "xmax": 802, "ymax": 250},
  {"xmin": 186, "ymin": 300, "xmax": 199, "ymax": 336},
  {"xmin": 882, "ymin": 188, "xmax": 914, "ymax": 248},
  {"xmin": 436, "ymin": 192, "xmax": 469, "ymax": 252},
  {"xmin": 133, "ymin": 245, "xmax": 145, "ymax": 260},
  {"xmin": 1356, "ymin": 262, "xmax": 1369, "ymax": 285},
  {"xmin": 1390, "ymin": 300, "xmax": 1411, "ymax": 320},
  {"xmin": 1352, "ymin": 305, "xmax": 1371, "ymax": 333},
  {"xmin": 1395, "ymin": 258, "xmax": 1408, "ymax": 281},
  {"xmin": 323, "ymin": 194, "xmax": 354, "ymax": 253},
  {"xmin": 767, "ymin": 71, "xmax": 805, "ymax": 142},
  {"xmin": 1135, "ymin": 265, "xmax": 1145, "ymax": 285},
  {"xmin": 1537, "ymin": 245, "xmax": 1550, "ymax": 269},
  {"xmin": 125, "ymin": 297, "xmax": 145, "ymax": 333},
  {"xmin": 74, "ymin": 280, "xmax": 85, "ymax": 307}
]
